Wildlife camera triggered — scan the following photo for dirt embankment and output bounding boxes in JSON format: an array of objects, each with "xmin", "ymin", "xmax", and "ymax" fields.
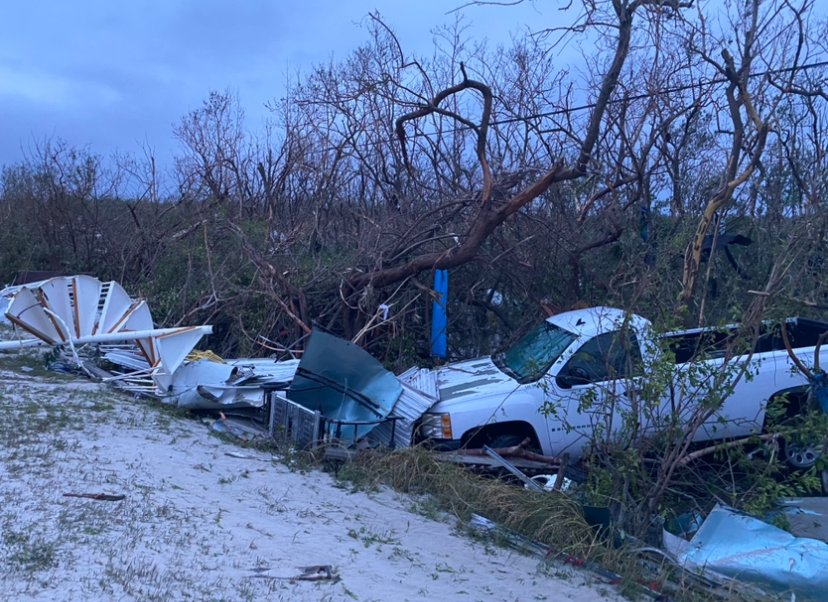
[{"xmin": 0, "ymin": 368, "xmax": 620, "ymax": 601}]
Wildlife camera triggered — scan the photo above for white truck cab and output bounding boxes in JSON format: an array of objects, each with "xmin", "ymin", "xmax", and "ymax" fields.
[{"xmin": 417, "ymin": 306, "xmax": 827, "ymax": 462}]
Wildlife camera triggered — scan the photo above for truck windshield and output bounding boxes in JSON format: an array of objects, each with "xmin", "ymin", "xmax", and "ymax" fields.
[{"xmin": 494, "ymin": 322, "xmax": 577, "ymax": 382}]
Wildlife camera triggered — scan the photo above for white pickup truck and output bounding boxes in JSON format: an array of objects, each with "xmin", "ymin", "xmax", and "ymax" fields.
[{"xmin": 416, "ymin": 306, "xmax": 828, "ymax": 466}]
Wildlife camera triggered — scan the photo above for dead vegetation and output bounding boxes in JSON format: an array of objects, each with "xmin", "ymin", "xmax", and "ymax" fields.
[
  {"xmin": 335, "ymin": 446, "xmax": 596, "ymax": 552},
  {"xmin": 2, "ymin": 0, "xmax": 827, "ymax": 362}
]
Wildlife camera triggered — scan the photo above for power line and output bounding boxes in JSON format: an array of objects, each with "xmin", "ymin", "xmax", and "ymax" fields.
[
  {"xmin": 259, "ymin": 58, "xmax": 828, "ymax": 162},
  {"xmin": 487, "ymin": 59, "xmax": 828, "ymax": 128}
]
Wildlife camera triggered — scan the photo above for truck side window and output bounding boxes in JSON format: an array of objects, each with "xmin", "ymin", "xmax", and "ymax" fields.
[{"xmin": 557, "ymin": 331, "xmax": 642, "ymax": 388}]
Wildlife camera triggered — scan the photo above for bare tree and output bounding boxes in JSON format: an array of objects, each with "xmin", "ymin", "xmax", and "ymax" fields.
[
  {"xmin": 343, "ymin": 0, "xmax": 691, "ymax": 298},
  {"xmin": 678, "ymin": 0, "xmax": 816, "ymax": 314}
]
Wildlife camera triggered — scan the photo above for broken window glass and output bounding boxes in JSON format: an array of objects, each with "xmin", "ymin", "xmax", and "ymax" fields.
[{"xmin": 494, "ymin": 323, "xmax": 577, "ymax": 383}]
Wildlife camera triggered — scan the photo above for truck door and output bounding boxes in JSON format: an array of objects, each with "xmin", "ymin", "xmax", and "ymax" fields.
[{"xmin": 547, "ymin": 330, "xmax": 643, "ymax": 457}]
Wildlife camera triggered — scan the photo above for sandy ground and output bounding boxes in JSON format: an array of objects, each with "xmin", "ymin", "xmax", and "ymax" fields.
[{"xmin": 0, "ymin": 365, "xmax": 623, "ymax": 601}]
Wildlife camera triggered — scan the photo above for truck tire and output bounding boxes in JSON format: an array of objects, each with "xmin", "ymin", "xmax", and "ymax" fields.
[
  {"xmin": 488, "ymin": 433, "xmax": 527, "ymax": 449},
  {"xmin": 462, "ymin": 422, "xmax": 541, "ymax": 452},
  {"xmin": 766, "ymin": 388, "xmax": 823, "ymax": 469},
  {"xmin": 782, "ymin": 438, "xmax": 823, "ymax": 470}
]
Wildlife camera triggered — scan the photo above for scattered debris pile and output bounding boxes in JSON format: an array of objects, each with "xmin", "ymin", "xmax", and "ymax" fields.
[
  {"xmin": 0, "ymin": 275, "xmax": 435, "ymax": 449},
  {"xmin": 274, "ymin": 330, "xmax": 435, "ymax": 448},
  {"xmin": 4, "ymin": 274, "xmax": 828, "ymax": 600},
  {"xmin": 665, "ymin": 504, "xmax": 828, "ymax": 598},
  {"xmin": 0, "ymin": 275, "xmax": 211, "ymax": 386}
]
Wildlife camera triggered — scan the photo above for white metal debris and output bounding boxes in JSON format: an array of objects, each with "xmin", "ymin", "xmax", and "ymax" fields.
[{"xmin": 0, "ymin": 275, "xmax": 211, "ymax": 391}]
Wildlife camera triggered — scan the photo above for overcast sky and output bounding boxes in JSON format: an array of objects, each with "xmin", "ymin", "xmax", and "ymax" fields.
[{"xmin": 0, "ymin": 1, "xmax": 555, "ymax": 171}]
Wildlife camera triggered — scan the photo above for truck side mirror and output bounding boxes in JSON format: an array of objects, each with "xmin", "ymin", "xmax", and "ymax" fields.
[{"xmin": 557, "ymin": 366, "xmax": 590, "ymax": 389}]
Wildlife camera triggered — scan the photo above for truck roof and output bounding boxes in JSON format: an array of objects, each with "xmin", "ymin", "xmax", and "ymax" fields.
[{"xmin": 545, "ymin": 306, "xmax": 651, "ymax": 338}]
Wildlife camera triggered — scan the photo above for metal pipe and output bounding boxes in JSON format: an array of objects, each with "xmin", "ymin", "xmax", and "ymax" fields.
[{"xmin": 0, "ymin": 325, "xmax": 213, "ymax": 351}]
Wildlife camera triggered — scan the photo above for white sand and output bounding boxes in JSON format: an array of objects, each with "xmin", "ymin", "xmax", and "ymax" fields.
[{"xmin": 0, "ymin": 368, "xmax": 621, "ymax": 601}]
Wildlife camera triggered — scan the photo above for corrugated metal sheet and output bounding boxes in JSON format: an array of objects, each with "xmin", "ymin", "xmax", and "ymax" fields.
[
  {"xmin": 231, "ymin": 358, "xmax": 299, "ymax": 385},
  {"xmin": 369, "ymin": 383, "xmax": 436, "ymax": 448},
  {"xmin": 102, "ymin": 349, "xmax": 151, "ymax": 371},
  {"xmin": 397, "ymin": 366, "xmax": 439, "ymax": 401},
  {"xmin": 288, "ymin": 331, "xmax": 402, "ymax": 440}
]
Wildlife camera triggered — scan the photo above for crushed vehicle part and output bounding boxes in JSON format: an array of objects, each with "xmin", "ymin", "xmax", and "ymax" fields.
[{"xmin": 670, "ymin": 504, "xmax": 828, "ymax": 598}]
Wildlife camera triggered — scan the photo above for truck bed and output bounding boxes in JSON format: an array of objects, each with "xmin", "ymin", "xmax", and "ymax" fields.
[{"xmin": 663, "ymin": 317, "xmax": 828, "ymax": 364}]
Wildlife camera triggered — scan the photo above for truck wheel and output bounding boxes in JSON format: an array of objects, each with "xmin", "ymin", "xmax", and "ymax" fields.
[
  {"xmin": 782, "ymin": 439, "xmax": 823, "ymax": 470},
  {"xmin": 488, "ymin": 434, "xmax": 526, "ymax": 449}
]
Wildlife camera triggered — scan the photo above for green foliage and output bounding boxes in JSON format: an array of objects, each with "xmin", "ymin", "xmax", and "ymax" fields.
[{"xmin": 551, "ymin": 320, "xmax": 828, "ymax": 539}]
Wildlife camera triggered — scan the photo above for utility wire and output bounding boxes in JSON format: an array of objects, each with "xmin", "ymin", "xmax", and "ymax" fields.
[
  {"xmin": 487, "ymin": 59, "xmax": 828, "ymax": 128},
  {"xmin": 254, "ymin": 58, "xmax": 828, "ymax": 162}
]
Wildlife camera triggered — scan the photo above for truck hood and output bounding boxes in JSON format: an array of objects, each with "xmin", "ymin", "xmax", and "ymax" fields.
[{"xmin": 435, "ymin": 357, "xmax": 518, "ymax": 406}]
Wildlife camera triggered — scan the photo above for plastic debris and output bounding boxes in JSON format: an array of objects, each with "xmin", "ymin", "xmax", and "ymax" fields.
[{"xmin": 527, "ymin": 473, "xmax": 574, "ymax": 493}]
